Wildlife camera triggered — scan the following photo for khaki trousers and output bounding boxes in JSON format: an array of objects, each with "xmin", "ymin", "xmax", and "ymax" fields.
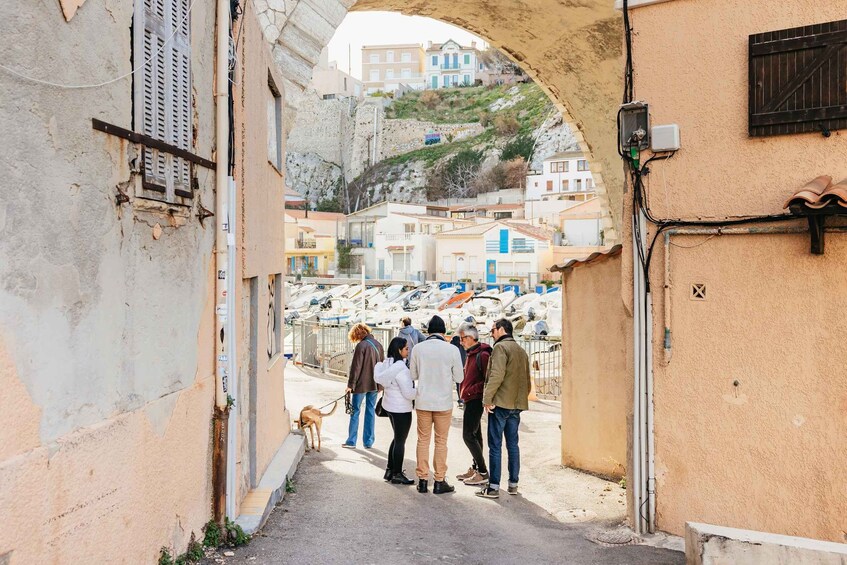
[{"xmin": 415, "ymin": 409, "xmax": 453, "ymax": 481}]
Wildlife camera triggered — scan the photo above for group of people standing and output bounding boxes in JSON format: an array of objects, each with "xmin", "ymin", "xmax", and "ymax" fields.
[{"xmin": 343, "ymin": 314, "xmax": 531, "ymax": 499}]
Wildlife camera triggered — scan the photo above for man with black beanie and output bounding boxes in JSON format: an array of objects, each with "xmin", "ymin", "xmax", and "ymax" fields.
[{"xmin": 409, "ymin": 315, "xmax": 464, "ymax": 494}]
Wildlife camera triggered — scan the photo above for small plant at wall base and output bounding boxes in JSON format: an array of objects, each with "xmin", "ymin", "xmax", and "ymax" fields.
[{"xmin": 203, "ymin": 519, "xmax": 250, "ymax": 549}]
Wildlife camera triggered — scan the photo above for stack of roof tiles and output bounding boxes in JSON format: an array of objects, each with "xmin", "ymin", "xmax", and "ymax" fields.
[{"xmin": 784, "ymin": 176, "xmax": 847, "ymax": 211}]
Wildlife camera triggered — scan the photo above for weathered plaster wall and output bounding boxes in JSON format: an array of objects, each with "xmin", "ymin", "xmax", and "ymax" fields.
[
  {"xmin": 631, "ymin": 0, "xmax": 847, "ymax": 542},
  {"xmin": 560, "ymin": 253, "xmax": 630, "ymax": 479},
  {"xmin": 233, "ymin": 3, "xmax": 290, "ymax": 508},
  {"xmin": 255, "ymin": 0, "xmax": 623, "ymax": 241},
  {"xmin": 0, "ymin": 0, "xmax": 219, "ymax": 560}
]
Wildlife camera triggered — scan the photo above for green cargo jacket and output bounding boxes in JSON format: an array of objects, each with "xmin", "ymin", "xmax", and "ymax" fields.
[{"xmin": 482, "ymin": 335, "xmax": 531, "ymax": 410}]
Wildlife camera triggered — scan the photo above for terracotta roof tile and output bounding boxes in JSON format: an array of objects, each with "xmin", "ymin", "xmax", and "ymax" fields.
[
  {"xmin": 550, "ymin": 244, "xmax": 622, "ymax": 272},
  {"xmin": 784, "ymin": 176, "xmax": 847, "ymax": 211}
]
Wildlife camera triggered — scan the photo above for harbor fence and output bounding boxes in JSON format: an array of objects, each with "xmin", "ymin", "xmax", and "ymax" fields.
[{"xmin": 288, "ymin": 319, "xmax": 562, "ymax": 400}]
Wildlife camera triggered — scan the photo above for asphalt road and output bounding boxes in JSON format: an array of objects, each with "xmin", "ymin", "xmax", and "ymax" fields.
[{"xmin": 204, "ymin": 365, "xmax": 684, "ymax": 565}]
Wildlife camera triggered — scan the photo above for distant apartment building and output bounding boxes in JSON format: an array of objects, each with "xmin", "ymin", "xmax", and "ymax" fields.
[
  {"xmin": 525, "ymin": 151, "xmax": 596, "ymax": 201},
  {"xmin": 361, "ymin": 44, "xmax": 425, "ymax": 94},
  {"xmin": 425, "ymin": 39, "xmax": 482, "ymax": 89},
  {"xmin": 312, "ymin": 48, "xmax": 362, "ymax": 99}
]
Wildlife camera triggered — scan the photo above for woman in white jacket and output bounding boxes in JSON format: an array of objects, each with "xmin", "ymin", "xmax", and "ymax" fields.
[{"xmin": 374, "ymin": 337, "xmax": 417, "ymax": 485}]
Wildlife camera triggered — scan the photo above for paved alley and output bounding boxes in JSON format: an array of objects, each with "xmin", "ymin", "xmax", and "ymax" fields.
[{"xmin": 206, "ymin": 365, "xmax": 683, "ymax": 565}]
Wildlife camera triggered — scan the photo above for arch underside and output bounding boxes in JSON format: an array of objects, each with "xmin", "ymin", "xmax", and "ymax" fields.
[{"xmin": 260, "ymin": 0, "xmax": 623, "ymax": 239}]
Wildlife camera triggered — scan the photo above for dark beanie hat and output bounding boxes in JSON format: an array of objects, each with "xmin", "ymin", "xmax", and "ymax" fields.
[{"xmin": 427, "ymin": 315, "xmax": 447, "ymax": 335}]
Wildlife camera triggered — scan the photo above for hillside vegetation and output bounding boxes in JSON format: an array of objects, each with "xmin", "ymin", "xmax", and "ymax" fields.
[{"xmin": 341, "ymin": 82, "xmax": 563, "ymax": 211}]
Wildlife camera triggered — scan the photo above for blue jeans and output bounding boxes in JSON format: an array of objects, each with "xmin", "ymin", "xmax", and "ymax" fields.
[
  {"xmin": 345, "ymin": 391, "xmax": 377, "ymax": 447},
  {"xmin": 487, "ymin": 407, "xmax": 521, "ymax": 489}
]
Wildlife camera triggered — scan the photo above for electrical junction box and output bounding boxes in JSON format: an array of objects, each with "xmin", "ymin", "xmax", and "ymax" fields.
[
  {"xmin": 651, "ymin": 124, "xmax": 680, "ymax": 152},
  {"xmin": 620, "ymin": 102, "xmax": 649, "ymax": 150}
]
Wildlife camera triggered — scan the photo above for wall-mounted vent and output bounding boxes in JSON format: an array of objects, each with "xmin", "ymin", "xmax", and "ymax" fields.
[{"xmin": 690, "ymin": 283, "xmax": 707, "ymax": 301}]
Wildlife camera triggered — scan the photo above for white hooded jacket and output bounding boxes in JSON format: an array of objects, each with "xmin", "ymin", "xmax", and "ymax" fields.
[{"xmin": 373, "ymin": 358, "xmax": 416, "ymax": 413}]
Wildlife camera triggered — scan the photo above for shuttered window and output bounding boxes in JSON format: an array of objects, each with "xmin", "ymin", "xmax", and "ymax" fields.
[
  {"xmin": 749, "ymin": 19, "xmax": 847, "ymax": 137},
  {"xmin": 133, "ymin": 0, "xmax": 192, "ymax": 203}
]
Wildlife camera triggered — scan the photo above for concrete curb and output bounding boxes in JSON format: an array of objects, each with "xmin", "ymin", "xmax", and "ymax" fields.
[{"xmin": 235, "ymin": 430, "xmax": 306, "ymax": 536}]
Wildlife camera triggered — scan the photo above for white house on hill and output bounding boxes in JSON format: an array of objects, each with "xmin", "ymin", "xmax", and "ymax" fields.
[{"xmin": 425, "ymin": 39, "xmax": 482, "ymax": 89}]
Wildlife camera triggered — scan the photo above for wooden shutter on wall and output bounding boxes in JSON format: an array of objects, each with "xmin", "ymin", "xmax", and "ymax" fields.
[
  {"xmin": 749, "ymin": 19, "xmax": 847, "ymax": 137},
  {"xmin": 133, "ymin": 0, "xmax": 192, "ymax": 202}
]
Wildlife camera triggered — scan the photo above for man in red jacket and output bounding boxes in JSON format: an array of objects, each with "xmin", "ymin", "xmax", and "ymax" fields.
[{"xmin": 455, "ymin": 323, "xmax": 492, "ymax": 486}]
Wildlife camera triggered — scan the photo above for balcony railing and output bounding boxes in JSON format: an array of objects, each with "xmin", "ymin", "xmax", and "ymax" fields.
[
  {"xmin": 383, "ymin": 233, "xmax": 417, "ymax": 242},
  {"xmin": 295, "ymin": 239, "xmax": 317, "ymax": 249}
]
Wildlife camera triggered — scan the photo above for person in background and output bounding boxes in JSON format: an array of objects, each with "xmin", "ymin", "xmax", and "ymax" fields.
[
  {"xmin": 455, "ymin": 323, "xmax": 491, "ymax": 487},
  {"xmin": 450, "ymin": 334, "xmax": 467, "ymax": 407},
  {"xmin": 343, "ymin": 323, "xmax": 384, "ymax": 450},
  {"xmin": 398, "ymin": 317, "xmax": 425, "ymax": 357},
  {"xmin": 410, "ymin": 315, "xmax": 464, "ymax": 494},
  {"xmin": 476, "ymin": 318, "xmax": 530, "ymax": 499},
  {"xmin": 374, "ymin": 337, "xmax": 417, "ymax": 485}
]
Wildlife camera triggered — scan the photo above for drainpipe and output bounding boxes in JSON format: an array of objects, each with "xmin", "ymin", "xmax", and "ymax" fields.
[
  {"xmin": 212, "ymin": 0, "xmax": 232, "ymax": 527},
  {"xmin": 631, "ymin": 214, "xmax": 645, "ymax": 535}
]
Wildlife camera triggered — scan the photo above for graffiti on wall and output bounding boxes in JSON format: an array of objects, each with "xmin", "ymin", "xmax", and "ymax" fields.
[{"xmin": 267, "ymin": 275, "xmax": 277, "ymax": 360}]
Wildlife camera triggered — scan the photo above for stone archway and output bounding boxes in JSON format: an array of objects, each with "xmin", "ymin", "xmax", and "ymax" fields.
[{"xmin": 255, "ymin": 0, "xmax": 623, "ymax": 240}]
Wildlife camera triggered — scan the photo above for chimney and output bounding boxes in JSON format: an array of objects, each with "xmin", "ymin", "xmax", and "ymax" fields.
[
  {"xmin": 471, "ymin": 41, "xmax": 477, "ymax": 49},
  {"xmin": 427, "ymin": 41, "xmax": 432, "ymax": 49}
]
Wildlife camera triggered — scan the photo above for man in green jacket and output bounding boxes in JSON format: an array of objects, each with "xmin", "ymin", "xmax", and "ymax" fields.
[{"xmin": 476, "ymin": 318, "xmax": 530, "ymax": 499}]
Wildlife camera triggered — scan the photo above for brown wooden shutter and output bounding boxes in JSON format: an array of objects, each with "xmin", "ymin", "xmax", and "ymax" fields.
[{"xmin": 749, "ymin": 19, "xmax": 847, "ymax": 137}]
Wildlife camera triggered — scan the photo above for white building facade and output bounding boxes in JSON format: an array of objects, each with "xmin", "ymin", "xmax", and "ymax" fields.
[
  {"xmin": 425, "ymin": 40, "xmax": 482, "ymax": 89},
  {"xmin": 343, "ymin": 202, "xmax": 470, "ymax": 280},
  {"xmin": 525, "ymin": 150, "xmax": 596, "ymax": 201},
  {"xmin": 435, "ymin": 221, "xmax": 555, "ymax": 287}
]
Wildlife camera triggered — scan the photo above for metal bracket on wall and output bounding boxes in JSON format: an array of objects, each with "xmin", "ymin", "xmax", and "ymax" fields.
[{"xmin": 91, "ymin": 118, "xmax": 216, "ymax": 170}]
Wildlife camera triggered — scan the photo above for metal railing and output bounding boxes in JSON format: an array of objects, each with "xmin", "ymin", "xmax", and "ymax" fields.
[
  {"xmin": 294, "ymin": 239, "xmax": 317, "ymax": 249},
  {"xmin": 289, "ymin": 319, "xmax": 561, "ymax": 399}
]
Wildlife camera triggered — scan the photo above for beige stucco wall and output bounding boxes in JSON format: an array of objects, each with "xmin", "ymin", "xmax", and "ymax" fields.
[
  {"xmin": 233, "ymin": 3, "xmax": 290, "ymax": 509},
  {"xmin": 0, "ymin": 0, "xmax": 220, "ymax": 561},
  {"xmin": 631, "ymin": 0, "xmax": 847, "ymax": 541},
  {"xmin": 560, "ymin": 253, "xmax": 630, "ymax": 479}
]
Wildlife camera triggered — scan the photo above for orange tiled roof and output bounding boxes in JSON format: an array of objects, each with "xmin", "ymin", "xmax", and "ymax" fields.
[{"xmin": 784, "ymin": 176, "xmax": 847, "ymax": 211}]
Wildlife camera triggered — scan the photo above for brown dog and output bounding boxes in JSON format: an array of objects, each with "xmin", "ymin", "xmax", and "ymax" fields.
[{"xmin": 295, "ymin": 401, "xmax": 337, "ymax": 452}]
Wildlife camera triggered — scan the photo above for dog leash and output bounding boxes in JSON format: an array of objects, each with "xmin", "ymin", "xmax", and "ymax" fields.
[{"xmin": 317, "ymin": 394, "xmax": 347, "ymax": 411}]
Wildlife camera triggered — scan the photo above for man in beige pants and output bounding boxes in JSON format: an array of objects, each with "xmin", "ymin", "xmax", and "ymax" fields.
[{"xmin": 409, "ymin": 315, "xmax": 464, "ymax": 494}]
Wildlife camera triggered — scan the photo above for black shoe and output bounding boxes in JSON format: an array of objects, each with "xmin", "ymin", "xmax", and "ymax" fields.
[
  {"xmin": 384, "ymin": 468, "xmax": 393, "ymax": 482},
  {"xmin": 433, "ymin": 480, "xmax": 455, "ymax": 494},
  {"xmin": 417, "ymin": 479, "xmax": 428, "ymax": 493},
  {"xmin": 391, "ymin": 472, "xmax": 415, "ymax": 485}
]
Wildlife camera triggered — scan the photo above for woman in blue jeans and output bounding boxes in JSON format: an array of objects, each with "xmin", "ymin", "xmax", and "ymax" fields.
[{"xmin": 343, "ymin": 323, "xmax": 384, "ymax": 449}]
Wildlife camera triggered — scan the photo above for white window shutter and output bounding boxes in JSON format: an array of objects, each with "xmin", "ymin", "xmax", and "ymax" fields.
[{"xmin": 133, "ymin": 0, "xmax": 191, "ymax": 200}]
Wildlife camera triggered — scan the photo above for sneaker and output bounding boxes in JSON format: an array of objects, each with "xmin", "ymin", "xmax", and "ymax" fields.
[
  {"xmin": 341, "ymin": 443, "xmax": 355, "ymax": 449},
  {"xmin": 475, "ymin": 486, "xmax": 499, "ymax": 499},
  {"xmin": 463, "ymin": 471, "xmax": 489, "ymax": 486},
  {"xmin": 507, "ymin": 484, "xmax": 518, "ymax": 495},
  {"xmin": 455, "ymin": 467, "xmax": 475, "ymax": 481}
]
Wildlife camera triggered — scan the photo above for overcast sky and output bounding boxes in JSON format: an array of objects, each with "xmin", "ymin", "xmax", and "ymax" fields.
[{"xmin": 327, "ymin": 12, "xmax": 488, "ymax": 80}]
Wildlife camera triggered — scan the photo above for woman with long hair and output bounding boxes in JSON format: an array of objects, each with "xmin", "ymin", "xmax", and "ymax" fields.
[
  {"xmin": 374, "ymin": 336, "xmax": 417, "ymax": 484},
  {"xmin": 343, "ymin": 323, "xmax": 384, "ymax": 449}
]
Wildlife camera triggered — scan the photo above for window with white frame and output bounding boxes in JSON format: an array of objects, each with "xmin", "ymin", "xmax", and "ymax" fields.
[
  {"xmin": 385, "ymin": 69, "xmax": 394, "ymax": 79},
  {"xmin": 401, "ymin": 68, "xmax": 412, "ymax": 78},
  {"xmin": 431, "ymin": 55, "xmax": 438, "ymax": 67},
  {"xmin": 267, "ymin": 75, "xmax": 282, "ymax": 170},
  {"xmin": 386, "ymin": 51, "xmax": 394, "ymax": 62},
  {"xmin": 402, "ymin": 52, "xmax": 412, "ymax": 63},
  {"xmin": 369, "ymin": 53, "xmax": 379, "ymax": 63},
  {"xmin": 134, "ymin": 0, "xmax": 192, "ymax": 203},
  {"xmin": 577, "ymin": 159, "xmax": 588, "ymax": 171},
  {"xmin": 369, "ymin": 69, "xmax": 379, "ymax": 82}
]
